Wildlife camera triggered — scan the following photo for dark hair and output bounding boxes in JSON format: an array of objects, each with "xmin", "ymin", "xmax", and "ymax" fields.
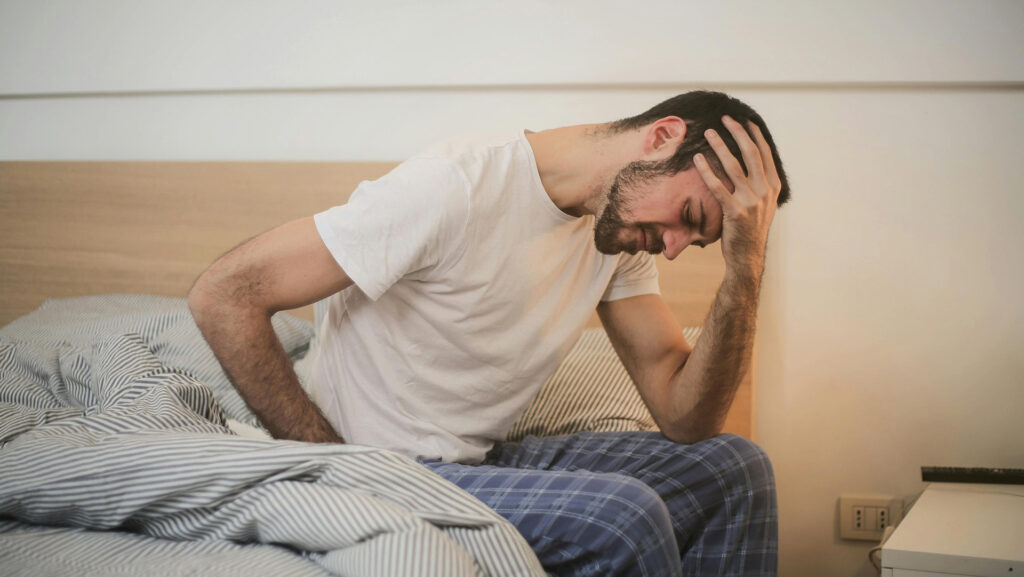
[{"xmin": 608, "ymin": 91, "xmax": 790, "ymax": 206}]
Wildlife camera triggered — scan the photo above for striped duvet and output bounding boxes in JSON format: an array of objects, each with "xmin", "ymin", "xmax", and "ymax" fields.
[{"xmin": 0, "ymin": 295, "xmax": 544, "ymax": 577}]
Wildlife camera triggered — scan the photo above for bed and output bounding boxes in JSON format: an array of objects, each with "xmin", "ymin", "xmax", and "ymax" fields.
[{"xmin": 0, "ymin": 162, "xmax": 755, "ymax": 575}]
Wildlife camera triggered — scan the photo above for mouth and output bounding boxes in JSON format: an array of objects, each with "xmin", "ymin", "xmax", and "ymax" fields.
[{"xmin": 638, "ymin": 228, "xmax": 646, "ymax": 252}]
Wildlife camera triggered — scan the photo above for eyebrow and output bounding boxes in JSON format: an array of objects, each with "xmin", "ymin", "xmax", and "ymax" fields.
[{"xmin": 698, "ymin": 198, "xmax": 707, "ymax": 236}]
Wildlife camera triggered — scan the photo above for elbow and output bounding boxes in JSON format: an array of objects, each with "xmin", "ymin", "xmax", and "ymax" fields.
[
  {"xmin": 187, "ymin": 269, "xmax": 219, "ymax": 329},
  {"xmin": 659, "ymin": 418, "xmax": 723, "ymax": 445},
  {"xmin": 187, "ymin": 262, "xmax": 240, "ymax": 327},
  {"xmin": 188, "ymin": 262, "xmax": 272, "ymax": 328}
]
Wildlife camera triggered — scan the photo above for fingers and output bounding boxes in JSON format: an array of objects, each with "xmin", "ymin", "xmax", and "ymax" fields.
[
  {"xmin": 720, "ymin": 116, "xmax": 766, "ymax": 186},
  {"xmin": 746, "ymin": 122, "xmax": 782, "ymax": 192},
  {"xmin": 703, "ymin": 116, "xmax": 781, "ymax": 203},
  {"xmin": 703, "ymin": 123, "xmax": 749, "ymax": 187},
  {"xmin": 693, "ymin": 152, "xmax": 738, "ymax": 211}
]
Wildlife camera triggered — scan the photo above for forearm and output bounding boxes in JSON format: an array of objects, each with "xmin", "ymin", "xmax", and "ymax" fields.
[
  {"xmin": 664, "ymin": 264, "xmax": 762, "ymax": 443},
  {"xmin": 190, "ymin": 297, "xmax": 344, "ymax": 444}
]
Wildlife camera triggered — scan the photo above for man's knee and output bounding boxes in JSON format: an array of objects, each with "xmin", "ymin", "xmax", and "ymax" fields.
[
  {"xmin": 672, "ymin": 433, "xmax": 776, "ymax": 523},
  {"xmin": 549, "ymin": 474, "xmax": 672, "ymax": 541},
  {"xmin": 605, "ymin": 473, "xmax": 674, "ymax": 532},
  {"xmin": 704, "ymin": 433, "xmax": 776, "ymax": 493},
  {"xmin": 571, "ymin": 474, "xmax": 679, "ymax": 575}
]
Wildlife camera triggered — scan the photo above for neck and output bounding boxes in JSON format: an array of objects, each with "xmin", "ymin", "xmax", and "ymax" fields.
[{"xmin": 525, "ymin": 124, "xmax": 640, "ymax": 217}]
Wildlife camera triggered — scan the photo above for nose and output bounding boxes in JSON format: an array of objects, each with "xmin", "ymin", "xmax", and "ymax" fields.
[{"xmin": 662, "ymin": 229, "xmax": 691, "ymax": 260}]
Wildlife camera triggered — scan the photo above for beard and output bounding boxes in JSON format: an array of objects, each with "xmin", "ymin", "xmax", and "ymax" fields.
[
  {"xmin": 593, "ymin": 179, "xmax": 630, "ymax": 254},
  {"xmin": 593, "ymin": 160, "xmax": 669, "ymax": 255}
]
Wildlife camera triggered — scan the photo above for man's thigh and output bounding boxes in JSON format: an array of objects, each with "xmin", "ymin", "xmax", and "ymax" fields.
[
  {"xmin": 485, "ymin": 432, "xmax": 774, "ymax": 513},
  {"xmin": 421, "ymin": 459, "xmax": 681, "ymax": 577},
  {"xmin": 480, "ymin": 431, "xmax": 778, "ymax": 576}
]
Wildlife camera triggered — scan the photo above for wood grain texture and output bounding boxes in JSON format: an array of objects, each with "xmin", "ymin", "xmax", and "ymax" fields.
[
  {"xmin": 0, "ymin": 162, "xmax": 393, "ymax": 324},
  {"xmin": 0, "ymin": 161, "xmax": 752, "ymax": 438}
]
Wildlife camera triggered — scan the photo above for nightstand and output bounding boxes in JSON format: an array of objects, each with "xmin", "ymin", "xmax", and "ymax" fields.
[{"xmin": 881, "ymin": 483, "xmax": 1023, "ymax": 576}]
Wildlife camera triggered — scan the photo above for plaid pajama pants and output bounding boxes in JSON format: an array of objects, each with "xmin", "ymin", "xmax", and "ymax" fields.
[{"xmin": 421, "ymin": 432, "xmax": 777, "ymax": 577}]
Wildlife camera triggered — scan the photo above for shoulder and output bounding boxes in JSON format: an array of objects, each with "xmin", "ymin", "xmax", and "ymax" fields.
[
  {"xmin": 417, "ymin": 131, "xmax": 531, "ymax": 184},
  {"xmin": 419, "ymin": 131, "xmax": 525, "ymax": 162}
]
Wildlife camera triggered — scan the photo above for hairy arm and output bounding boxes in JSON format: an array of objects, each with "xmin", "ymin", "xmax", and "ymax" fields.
[
  {"xmin": 188, "ymin": 216, "xmax": 352, "ymax": 443},
  {"xmin": 599, "ymin": 116, "xmax": 781, "ymax": 443},
  {"xmin": 598, "ymin": 275, "xmax": 758, "ymax": 443}
]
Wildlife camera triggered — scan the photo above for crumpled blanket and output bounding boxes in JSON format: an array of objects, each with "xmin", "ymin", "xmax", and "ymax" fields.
[{"xmin": 0, "ymin": 296, "xmax": 544, "ymax": 577}]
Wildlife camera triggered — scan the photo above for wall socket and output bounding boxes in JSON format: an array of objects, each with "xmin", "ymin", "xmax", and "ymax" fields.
[{"xmin": 838, "ymin": 494, "xmax": 902, "ymax": 541}]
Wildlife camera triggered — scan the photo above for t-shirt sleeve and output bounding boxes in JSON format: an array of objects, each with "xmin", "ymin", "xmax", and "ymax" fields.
[
  {"xmin": 601, "ymin": 251, "xmax": 661, "ymax": 302},
  {"xmin": 313, "ymin": 157, "xmax": 469, "ymax": 301}
]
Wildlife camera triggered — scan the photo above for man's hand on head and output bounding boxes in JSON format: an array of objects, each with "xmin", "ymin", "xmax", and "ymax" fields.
[
  {"xmin": 692, "ymin": 116, "xmax": 783, "ymax": 279},
  {"xmin": 640, "ymin": 115, "xmax": 782, "ymax": 442}
]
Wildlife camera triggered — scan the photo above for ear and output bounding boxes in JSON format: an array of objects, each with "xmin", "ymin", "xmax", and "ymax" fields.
[{"xmin": 642, "ymin": 116, "xmax": 687, "ymax": 158}]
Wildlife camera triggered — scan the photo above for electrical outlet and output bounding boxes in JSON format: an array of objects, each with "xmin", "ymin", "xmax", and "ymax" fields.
[{"xmin": 839, "ymin": 495, "xmax": 902, "ymax": 541}]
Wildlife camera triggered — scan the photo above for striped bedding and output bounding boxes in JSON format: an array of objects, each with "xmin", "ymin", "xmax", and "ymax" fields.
[
  {"xmin": 507, "ymin": 326, "xmax": 700, "ymax": 442},
  {"xmin": 0, "ymin": 295, "xmax": 544, "ymax": 577}
]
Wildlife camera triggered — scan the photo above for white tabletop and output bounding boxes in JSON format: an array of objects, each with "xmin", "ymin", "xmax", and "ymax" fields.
[{"xmin": 882, "ymin": 484, "xmax": 1024, "ymax": 577}]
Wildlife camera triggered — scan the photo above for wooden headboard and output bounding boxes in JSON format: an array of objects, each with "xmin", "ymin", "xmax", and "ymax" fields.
[{"xmin": 0, "ymin": 162, "xmax": 752, "ymax": 438}]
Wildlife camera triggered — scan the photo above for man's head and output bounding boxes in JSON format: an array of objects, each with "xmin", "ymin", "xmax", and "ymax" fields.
[{"xmin": 593, "ymin": 91, "xmax": 790, "ymax": 258}]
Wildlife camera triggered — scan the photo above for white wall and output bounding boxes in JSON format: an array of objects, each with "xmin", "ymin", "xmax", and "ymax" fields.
[
  {"xmin": 755, "ymin": 88, "xmax": 1024, "ymax": 576},
  {"xmin": 3, "ymin": 0, "xmax": 1021, "ymax": 95},
  {"xmin": 3, "ymin": 2, "xmax": 1022, "ymax": 575}
]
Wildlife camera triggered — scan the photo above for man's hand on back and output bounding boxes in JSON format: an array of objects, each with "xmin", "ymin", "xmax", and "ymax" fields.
[{"xmin": 189, "ymin": 216, "xmax": 352, "ymax": 445}]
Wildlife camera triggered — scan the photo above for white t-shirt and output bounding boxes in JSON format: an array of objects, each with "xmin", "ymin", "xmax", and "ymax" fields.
[{"xmin": 306, "ymin": 131, "xmax": 659, "ymax": 463}]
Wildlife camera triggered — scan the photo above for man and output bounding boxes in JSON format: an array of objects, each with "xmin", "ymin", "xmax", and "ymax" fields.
[{"xmin": 189, "ymin": 90, "xmax": 790, "ymax": 576}]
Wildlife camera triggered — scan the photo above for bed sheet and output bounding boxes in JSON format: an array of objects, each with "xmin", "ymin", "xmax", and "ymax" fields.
[{"xmin": 0, "ymin": 295, "xmax": 544, "ymax": 577}]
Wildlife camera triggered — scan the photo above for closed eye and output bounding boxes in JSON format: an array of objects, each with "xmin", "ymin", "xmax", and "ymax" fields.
[{"xmin": 683, "ymin": 201, "xmax": 707, "ymax": 247}]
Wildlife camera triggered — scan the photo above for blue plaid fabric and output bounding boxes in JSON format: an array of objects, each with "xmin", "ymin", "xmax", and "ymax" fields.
[{"xmin": 421, "ymin": 432, "xmax": 777, "ymax": 577}]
